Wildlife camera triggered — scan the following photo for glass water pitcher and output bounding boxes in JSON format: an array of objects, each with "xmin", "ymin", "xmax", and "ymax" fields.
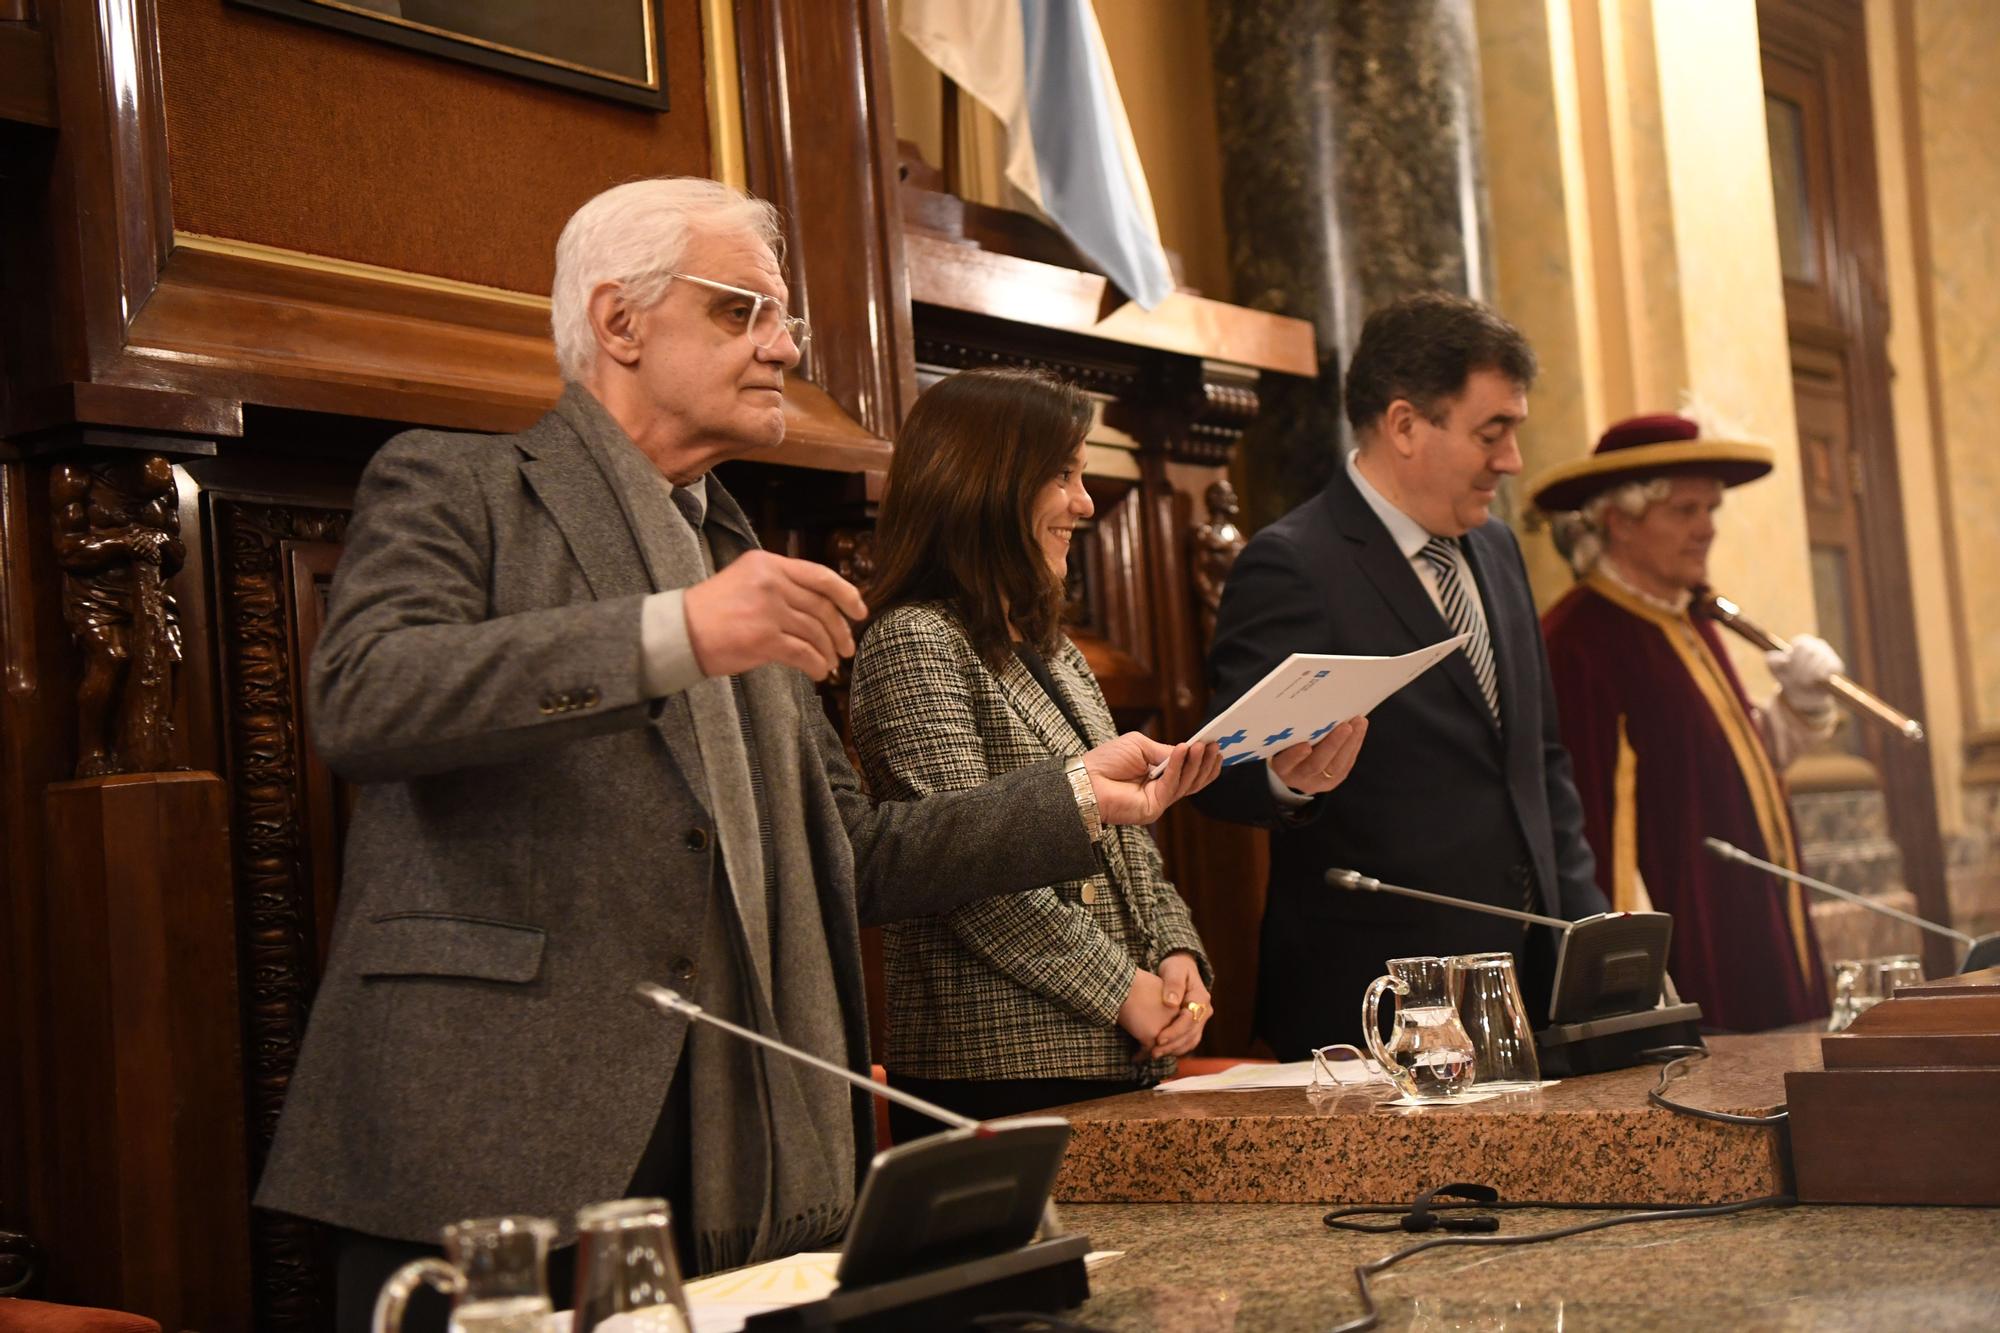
[
  {"xmin": 373, "ymin": 1214, "xmax": 556, "ymax": 1333},
  {"xmin": 1363, "ymin": 955, "xmax": 1478, "ymax": 1100}
]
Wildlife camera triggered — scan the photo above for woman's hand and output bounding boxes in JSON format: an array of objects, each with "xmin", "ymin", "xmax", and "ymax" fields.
[
  {"xmin": 1116, "ymin": 968, "xmax": 1172, "ymax": 1049},
  {"xmin": 1269, "ymin": 716, "xmax": 1368, "ymax": 797},
  {"xmin": 1142, "ymin": 951, "xmax": 1213, "ymax": 1060}
]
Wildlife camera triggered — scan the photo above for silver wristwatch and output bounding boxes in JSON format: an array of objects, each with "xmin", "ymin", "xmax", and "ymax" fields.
[{"xmin": 1063, "ymin": 755, "xmax": 1103, "ymax": 842}]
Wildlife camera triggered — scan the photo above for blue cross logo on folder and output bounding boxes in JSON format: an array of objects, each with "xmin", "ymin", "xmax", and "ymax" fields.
[
  {"xmin": 1311, "ymin": 720, "xmax": 1339, "ymax": 741},
  {"xmin": 1216, "ymin": 729, "xmax": 1249, "ymax": 750},
  {"xmin": 1263, "ymin": 727, "xmax": 1294, "ymax": 746}
]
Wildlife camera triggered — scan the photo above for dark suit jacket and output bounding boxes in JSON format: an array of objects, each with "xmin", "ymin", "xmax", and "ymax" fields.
[
  {"xmin": 255, "ymin": 389, "xmax": 1099, "ymax": 1244},
  {"xmin": 1194, "ymin": 467, "xmax": 1605, "ymax": 1058}
]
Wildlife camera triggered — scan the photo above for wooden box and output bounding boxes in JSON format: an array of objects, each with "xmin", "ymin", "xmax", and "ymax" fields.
[{"xmin": 1785, "ymin": 966, "xmax": 2000, "ymax": 1204}]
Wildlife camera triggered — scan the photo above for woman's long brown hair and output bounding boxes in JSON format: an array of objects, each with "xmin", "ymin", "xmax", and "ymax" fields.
[{"xmin": 867, "ymin": 367, "xmax": 1093, "ymax": 669}]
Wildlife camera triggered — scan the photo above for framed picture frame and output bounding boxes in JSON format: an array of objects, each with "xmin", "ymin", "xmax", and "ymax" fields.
[{"xmin": 230, "ymin": 0, "xmax": 669, "ymax": 110}]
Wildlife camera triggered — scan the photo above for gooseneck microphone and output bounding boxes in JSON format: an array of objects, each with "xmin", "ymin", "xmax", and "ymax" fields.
[
  {"xmin": 636, "ymin": 983, "xmax": 1065, "ymax": 1239},
  {"xmin": 638, "ymin": 982, "xmax": 979, "ymax": 1130},
  {"xmin": 1326, "ymin": 867, "xmax": 1573, "ymax": 931},
  {"xmin": 1703, "ymin": 837, "xmax": 2000, "ymax": 971}
]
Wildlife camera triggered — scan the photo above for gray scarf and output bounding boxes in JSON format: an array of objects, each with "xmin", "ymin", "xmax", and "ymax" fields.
[{"xmin": 562, "ymin": 386, "xmax": 854, "ymax": 1272}]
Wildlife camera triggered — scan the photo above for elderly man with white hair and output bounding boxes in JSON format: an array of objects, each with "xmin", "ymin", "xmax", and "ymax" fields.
[
  {"xmin": 1531, "ymin": 413, "xmax": 1838, "ymax": 1033},
  {"xmin": 255, "ymin": 176, "xmax": 1219, "ymax": 1332}
]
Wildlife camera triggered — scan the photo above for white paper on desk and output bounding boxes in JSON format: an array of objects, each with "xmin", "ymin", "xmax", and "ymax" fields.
[
  {"xmin": 1155, "ymin": 1059, "xmax": 1386, "ymax": 1092},
  {"xmin": 1171, "ymin": 636, "xmax": 1469, "ymax": 773}
]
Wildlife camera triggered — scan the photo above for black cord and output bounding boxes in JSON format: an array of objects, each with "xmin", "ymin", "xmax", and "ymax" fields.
[
  {"xmin": 1326, "ymin": 1193, "xmax": 1796, "ymax": 1333},
  {"xmin": 1642, "ymin": 1044, "xmax": 1789, "ymax": 1126}
]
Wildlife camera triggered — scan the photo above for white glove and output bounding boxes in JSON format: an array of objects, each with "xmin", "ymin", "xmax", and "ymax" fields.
[{"xmin": 1768, "ymin": 633, "xmax": 1842, "ymax": 716}]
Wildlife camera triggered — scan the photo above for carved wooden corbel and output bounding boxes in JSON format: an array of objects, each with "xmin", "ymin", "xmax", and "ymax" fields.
[{"xmin": 49, "ymin": 454, "xmax": 187, "ymax": 776}]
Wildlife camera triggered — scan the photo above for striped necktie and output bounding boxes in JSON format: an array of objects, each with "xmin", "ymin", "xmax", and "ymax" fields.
[{"xmin": 1418, "ymin": 536, "xmax": 1500, "ymax": 723}]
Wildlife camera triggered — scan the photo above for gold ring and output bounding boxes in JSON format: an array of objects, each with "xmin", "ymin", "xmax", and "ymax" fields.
[{"xmin": 1184, "ymin": 1000, "xmax": 1206, "ymax": 1015}]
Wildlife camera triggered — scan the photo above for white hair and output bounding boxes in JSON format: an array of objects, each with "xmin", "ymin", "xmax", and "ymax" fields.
[
  {"xmin": 1559, "ymin": 477, "xmax": 1673, "ymax": 575},
  {"xmin": 550, "ymin": 177, "xmax": 784, "ymax": 382}
]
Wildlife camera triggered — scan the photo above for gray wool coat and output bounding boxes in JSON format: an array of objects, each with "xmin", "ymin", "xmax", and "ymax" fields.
[{"xmin": 254, "ymin": 387, "xmax": 1100, "ymax": 1245}]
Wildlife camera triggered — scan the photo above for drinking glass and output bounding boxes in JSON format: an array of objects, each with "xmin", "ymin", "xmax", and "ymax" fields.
[
  {"xmin": 372, "ymin": 1215, "xmax": 555, "ymax": 1333},
  {"xmin": 571, "ymin": 1198, "xmax": 692, "ymax": 1333},
  {"xmin": 1874, "ymin": 954, "xmax": 1924, "ymax": 1001},
  {"xmin": 1446, "ymin": 951, "xmax": 1541, "ymax": 1088},
  {"xmin": 1828, "ymin": 958, "xmax": 1875, "ymax": 1032},
  {"xmin": 1362, "ymin": 956, "xmax": 1477, "ymax": 1100}
]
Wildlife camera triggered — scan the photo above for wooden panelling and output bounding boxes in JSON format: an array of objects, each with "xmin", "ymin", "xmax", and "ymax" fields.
[
  {"xmin": 0, "ymin": 19, "xmax": 55, "ymax": 129},
  {"xmin": 907, "ymin": 232, "xmax": 1318, "ymax": 377},
  {"xmin": 42, "ymin": 772, "xmax": 250, "ymax": 1329},
  {"xmin": 736, "ymin": 0, "xmax": 916, "ymax": 438},
  {"xmin": 156, "ymin": 0, "xmax": 709, "ymax": 294}
]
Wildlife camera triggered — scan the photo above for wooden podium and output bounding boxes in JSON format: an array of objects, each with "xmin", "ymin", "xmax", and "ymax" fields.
[{"xmin": 1786, "ymin": 965, "xmax": 2000, "ymax": 1205}]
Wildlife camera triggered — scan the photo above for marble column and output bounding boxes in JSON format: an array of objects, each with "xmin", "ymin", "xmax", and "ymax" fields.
[{"xmin": 1210, "ymin": 0, "xmax": 1496, "ymax": 528}]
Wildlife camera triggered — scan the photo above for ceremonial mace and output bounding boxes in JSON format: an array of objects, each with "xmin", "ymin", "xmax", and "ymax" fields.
[{"xmin": 1694, "ymin": 592, "xmax": 1924, "ymax": 743}]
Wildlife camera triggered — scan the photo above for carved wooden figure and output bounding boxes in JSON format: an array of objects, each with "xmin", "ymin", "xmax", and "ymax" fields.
[
  {"xmin": 50, "ymin": 455, "xmax": 187, "ymax": 776},
  {"xmin": 1191, "ymin": 478, "xmax": 1247, "ymax": 642}
]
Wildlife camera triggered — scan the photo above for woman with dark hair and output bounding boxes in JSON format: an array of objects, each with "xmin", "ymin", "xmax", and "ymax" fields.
[{"xmin": 850, "ymin": 368, "xmax": 1363, "ymax": 1137}]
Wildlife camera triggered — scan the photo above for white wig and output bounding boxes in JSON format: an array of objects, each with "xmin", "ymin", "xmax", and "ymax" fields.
[
  {"xmin": 1560, "ymin": 477, "xmax": 1673, "ymax": 575},
  {"xmin": 550, "ymin": 177, "xmax": 784, "ymax": 382}
]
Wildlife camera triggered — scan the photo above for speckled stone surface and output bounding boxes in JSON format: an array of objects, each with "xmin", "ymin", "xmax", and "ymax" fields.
[
  {"xmin": 1042, "ymin": 1034, "xmax": 1811, "ymax": 1206},
  {"xmin": 1065, "ymin": 1198, "xmax": 2000, "ymax": 1331}
]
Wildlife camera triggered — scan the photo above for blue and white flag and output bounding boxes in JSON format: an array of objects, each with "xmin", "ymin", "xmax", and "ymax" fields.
[{"xmin": 901, "ymin": 0, "xmax": 1175, "ymax": 310}]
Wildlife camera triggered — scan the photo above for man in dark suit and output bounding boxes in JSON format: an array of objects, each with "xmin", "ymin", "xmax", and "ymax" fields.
[
  {"xmin": 254, "ymin": 177, "xmax": 1217, "ymax": 1332},
  {"xmin": 1196, "ymin": 292, "xmax": 1606, "ymax": 1059}
]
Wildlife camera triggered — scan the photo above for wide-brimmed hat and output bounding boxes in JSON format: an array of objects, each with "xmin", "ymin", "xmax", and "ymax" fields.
[{"xmin": 1528, "ymin": 413, "xmax": 1774, "ymax": 513}]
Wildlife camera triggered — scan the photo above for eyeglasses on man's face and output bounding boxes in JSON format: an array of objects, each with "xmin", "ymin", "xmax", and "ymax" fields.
[{"xmin": 666, "ymin": 272, "xmax": 810, "ymax": 352}]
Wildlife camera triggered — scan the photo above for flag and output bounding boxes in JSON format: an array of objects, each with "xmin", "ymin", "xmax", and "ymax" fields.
[{"xmin": 901, "ymin": 0, "xmax": 1176, "ymax": 310}]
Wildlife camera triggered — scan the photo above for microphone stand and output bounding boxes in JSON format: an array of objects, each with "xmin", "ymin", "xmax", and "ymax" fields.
[
  {"xmin": 1326, "ymin": 868, "xmax": 1573, "ymax": 931},
  {"xmin": 1703, "ymin": 837, "xmax": 2000, "ymax": 971},
  {"xmin": 636, "ymin": 983, "xmax": 1063, "ymax": 1238}
]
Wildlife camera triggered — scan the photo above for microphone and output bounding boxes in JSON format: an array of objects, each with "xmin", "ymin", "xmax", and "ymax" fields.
[
  {"xmin": 1326, "ymin": 867, "xmax": 1573, "ymax": 931},
  {"xmin": 636, "ymin": 983, "xmax": 1063, "ymax": 1237},
  {"xmin": 1323, "ymin": 868, "xmax": 1702, "ymax": 1074},
  {"xmin": 1703, "ymin": 837, "xmax": 2000, "ymax": 971},
  {"xmin": 638, "ymin": 982, "xmax": 981, "ymax": 1130}
]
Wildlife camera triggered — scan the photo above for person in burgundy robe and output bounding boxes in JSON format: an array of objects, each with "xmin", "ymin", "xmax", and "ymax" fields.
[{"xmin": 1530, "ymin": 414, "xmax": 1839, "ymax": 1030}]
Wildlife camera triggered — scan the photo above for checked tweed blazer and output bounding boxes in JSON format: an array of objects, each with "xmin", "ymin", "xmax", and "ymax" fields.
[{"xmin": 850, "ymin": 602, "xmax": 1209, "ymax": 1082}]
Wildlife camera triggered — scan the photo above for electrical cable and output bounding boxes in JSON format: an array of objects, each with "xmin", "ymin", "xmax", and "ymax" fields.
[
  {"xmin": 1324, "ymin": 1192, "xmax": 1796, "ymax": 1333},
  {"xmin": 1642, "ymin": 1043, "xmax": 1789, "ymax": 1125},
  {"xmin": 1322, "ymin": 1048, "xmax": 1797, "ymax": 1329}
]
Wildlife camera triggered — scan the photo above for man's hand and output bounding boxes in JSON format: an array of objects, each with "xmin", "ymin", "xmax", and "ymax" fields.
[
  {"xmin": 1768, "ymin": 634, "xmax": 1842, "ymax": 717},
  {"xmin": 1080, "ymin": 734, "xmax": 1222, "ymax": 826},
  {"xmin": 1142, "ymin": 951, "xmax": 1213, "ymax": 1060},
  {"xmin": 683, "ymin": 550, "xmax": 868, "ymax": 681},
  {"xmin": 1268, "ymin": 717, "xmax": 1368, "ymax": 797}
]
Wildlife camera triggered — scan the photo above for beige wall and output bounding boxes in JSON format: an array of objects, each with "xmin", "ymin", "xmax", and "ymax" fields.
[
  {"xmin": 885, "ymin": 0, "xmax": 1230, "ymax": 300},
  {"xmin": 1908, "ymin": 0, "xmax": 2000, "ymax": 760},
  {"xmin": 1649, "ymin": 0, "xmax": 1817, "ymax": 691},
  {"xmin": 1477, "ymin": 0, "xmax": 1816, "ymax": 709},
  {"xmin": 1865, "ymin": 0, "xmax": 1969, "ymax": 826}
]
